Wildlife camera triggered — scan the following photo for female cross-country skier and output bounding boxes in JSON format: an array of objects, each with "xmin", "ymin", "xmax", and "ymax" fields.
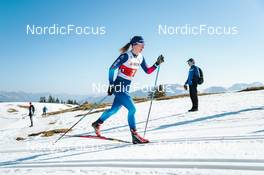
[{"xmin": 92, "ymin": 36, "xmax": 164, "ymax": 144}]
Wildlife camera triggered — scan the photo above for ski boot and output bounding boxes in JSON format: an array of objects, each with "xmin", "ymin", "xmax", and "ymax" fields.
[
  {"xmin": 188, "ymin": 107, "xmax": 198, "ymax": 112},
  {"xmin": 131, "ymin": 129, "xmax": 149, "ymax": 144},
  {"xmin": 91, "ymin": 119, "xmax": 103, "ymax": 137}
]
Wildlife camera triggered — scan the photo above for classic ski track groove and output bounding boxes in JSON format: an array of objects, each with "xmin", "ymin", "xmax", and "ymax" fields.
[
  {"xmin": 1, "ymin": 134, "xmax": 264, "ymax": 153},
  {"xmin": 2, "ymin": 158, "xmax": 264, "ymax": 171}
]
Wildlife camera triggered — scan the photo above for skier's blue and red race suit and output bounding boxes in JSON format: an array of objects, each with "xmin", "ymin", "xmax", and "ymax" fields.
[{"xmin": 99, "ymin": 51, "xmax": 158, "ymax": 129}]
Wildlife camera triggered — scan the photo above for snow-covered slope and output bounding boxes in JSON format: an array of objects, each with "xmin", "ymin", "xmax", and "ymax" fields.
[{"xmin": 1, "ymin": 91, "xmax": 264, "ymax": 175}]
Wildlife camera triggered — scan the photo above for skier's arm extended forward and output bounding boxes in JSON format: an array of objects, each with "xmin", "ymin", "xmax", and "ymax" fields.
[{"xmin": 141, "ymin": 55, "xmax": 164, "ymax": 74}]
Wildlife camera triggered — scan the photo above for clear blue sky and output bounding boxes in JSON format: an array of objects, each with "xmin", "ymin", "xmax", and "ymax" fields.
[{"xmin": 0, "ymin": 0, "xmax": 263, "ymax": 95}]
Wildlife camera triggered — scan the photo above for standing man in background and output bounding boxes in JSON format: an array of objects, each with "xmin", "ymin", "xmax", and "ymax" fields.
[
  {"xmin": 184, "ymin": 58, "xmax": 203, "ymax": 112},
  {"xmin": 28, "ymin": 102, "xmax": 35, "ymax": 127},
  {"xmin": 42, "ymin": 106, "xmax": 47, "ymax": 117}
]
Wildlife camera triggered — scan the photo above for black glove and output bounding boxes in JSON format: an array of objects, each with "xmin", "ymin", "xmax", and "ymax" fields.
[
  {"xmin": 107, "ymin": 85, "xmax": 114, "ymax": 96},
  {"xmin": 155, "ymin": 54, "xmax": 164, "ymax": 66}
]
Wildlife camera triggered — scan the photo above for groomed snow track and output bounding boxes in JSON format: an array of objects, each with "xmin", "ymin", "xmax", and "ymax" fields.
[{"xmin": 2, "ymin": 158, "xmax": 264, "ymax": 171}]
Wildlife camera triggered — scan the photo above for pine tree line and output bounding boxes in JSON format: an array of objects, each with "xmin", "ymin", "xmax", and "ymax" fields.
[
  {"xmin": 148, "ymin": 84, "xmax": 166, "ymax": 99},
  {"xmin": 39, "ymin": 95, "xmax": 79, "ymax": 105}
]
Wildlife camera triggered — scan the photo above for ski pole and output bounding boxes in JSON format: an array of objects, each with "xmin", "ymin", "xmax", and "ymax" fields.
[
  {"xmin": 143, "ymin": 66, "xmax": 161, "ymax": 137},
  {"xmin": 54, "ymin": 95, "xmax": 108, "ymax": 144}
]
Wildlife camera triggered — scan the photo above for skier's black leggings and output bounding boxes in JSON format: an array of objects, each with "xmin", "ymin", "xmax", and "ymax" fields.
[
  {"xmin": 29, "ymin": 114, "xmax": 33, "ymax": 126},
  {"xmin": 189, "ymin": 84, "xmax": 198, "ymax": 109}
]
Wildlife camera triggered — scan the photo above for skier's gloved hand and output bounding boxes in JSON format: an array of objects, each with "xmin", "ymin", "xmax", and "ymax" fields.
[
  {"xmin": 184, "ymin": 84, "xmax": 188, "ymax": 90},
  {"xmin": 107, "ymin": 85, "xmax": 114, "ymax": 96},
  {"xmin": 155, "ymin": 54, "xmax": 164, "ymax": 66}
]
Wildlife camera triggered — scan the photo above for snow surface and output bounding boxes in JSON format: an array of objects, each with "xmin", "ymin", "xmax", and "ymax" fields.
[{"xmin": 1, "ymin": 90, "xmax": 264, "ymax": 175}]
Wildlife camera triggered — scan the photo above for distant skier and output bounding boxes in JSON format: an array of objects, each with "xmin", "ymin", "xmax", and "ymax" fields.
[
  {"xmin": 184, "ymin": 58, "xmax": 203, "ymax": 112},
  {"xmin": 91, "ymin": 36, "xmax": 164, "ymax": 144},
  {"xmin": 42, "ymin": 106, "xmax": 47, "ymax": 116},
  {"xmin": 28, "ymin": 102, "xmax": 35, "ymax": 127}
]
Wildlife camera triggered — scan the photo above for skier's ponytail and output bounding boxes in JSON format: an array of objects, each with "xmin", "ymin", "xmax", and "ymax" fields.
[{"xmin": 119, "ymin": 42, "xmax": 131, "ymax": 53}]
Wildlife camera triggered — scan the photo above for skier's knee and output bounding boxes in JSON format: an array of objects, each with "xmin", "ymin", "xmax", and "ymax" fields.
[
  {"xmin": 108, "ymin": 107, "xmax": 120, "ymax": 115},
  {"xmin": 129, "ymin": 106, "xmax": 136, "ymax": 115}
]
